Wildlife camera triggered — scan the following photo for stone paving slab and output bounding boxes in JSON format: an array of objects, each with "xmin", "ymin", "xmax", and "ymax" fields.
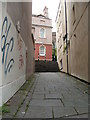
[
  {"xmin": 2, "ymin": 72, "xmax": 89, "ymax": 119},
  {"xmin": 74, "ymin": 107, "xmax": 88, "ymax": 114},
  {"xmin": 32, "ymin": 94, "xmax": 44, "ymax": 99},
  {"xmin": 15, "ymin": 104, "xmax": 26, "ymax": 118},
  {"xmin": 2, "ymin": 91, "xmax": 27, "ymax": 118},
  {"xmin": 2, "ymin": 74, "xmax": 37, "ymax": 119},
  {"xmin": 53, "ymin": 106, "xmax": 77, "ymax": 118},
  {"xmin": 34, "ymin": 87, "xmax": 45, "ymax": 91},
  {"xmin": 24, "ymin": 106, "xmax": 52, "ymax": 118},
  {"xmin": 45, "ymin": 93, "xmax": 62, "ymax": 99},
  {"xmin": 29, "ymin": 99, "xmax": 63, "ymax": 107},
  {"xmin": 62, "ymin": 98, "xmax": 88, "ymax": 107},
  {"xmin": 64, "ymin": 113, "xmax": 88, "ymax": 118}
]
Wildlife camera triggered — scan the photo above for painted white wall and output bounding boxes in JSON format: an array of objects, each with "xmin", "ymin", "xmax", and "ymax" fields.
[
  {"xmin": 0, "ymin": 3, "xmax": 26, "ymax": 106},
  {"xmin": 0, "ymin": 2, "xmax": 2, "ymax": 107}
]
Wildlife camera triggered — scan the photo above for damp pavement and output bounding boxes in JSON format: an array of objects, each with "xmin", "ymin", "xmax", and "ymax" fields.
[{"xmin": 2, "ymin": 72, "xmax": 90, "ymax": 119}]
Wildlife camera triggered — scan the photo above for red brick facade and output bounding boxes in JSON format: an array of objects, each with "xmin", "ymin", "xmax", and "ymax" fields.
[
  {"xmin": 35, "ymin": 43, "xmax": 52, "ymax": 61},
  {"xmin": 32, "ymin": 7, "xmax": 52, "ymax": 61}
]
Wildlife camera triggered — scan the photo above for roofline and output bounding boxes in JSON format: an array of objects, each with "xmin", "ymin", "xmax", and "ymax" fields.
[
  {"xmin": 32, "ymin": 14, "xmax": 52, "ymax": 20},
  {"xmin": 55, "ymin": 0, "xmax": 61, "ymax": 22}
]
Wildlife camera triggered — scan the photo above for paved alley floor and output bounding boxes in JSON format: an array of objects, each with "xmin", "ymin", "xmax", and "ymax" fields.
[{"xmin": 2, "ymin": 72, "xmax": 90, "ymax": 118}]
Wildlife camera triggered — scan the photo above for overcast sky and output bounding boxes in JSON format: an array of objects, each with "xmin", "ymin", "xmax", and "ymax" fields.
[{"xmin": 32, "ymin": 0, "xmax": 60, "ymax": 32}]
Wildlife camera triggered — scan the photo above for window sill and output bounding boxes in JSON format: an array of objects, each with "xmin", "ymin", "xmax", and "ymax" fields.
[
  {"xmin": 39, "ymin": 54, "xmax": 45, "ymax": 56},
  {"xmin": 39, "ymin": 37, "xmax": 46, "ymax": 39}
]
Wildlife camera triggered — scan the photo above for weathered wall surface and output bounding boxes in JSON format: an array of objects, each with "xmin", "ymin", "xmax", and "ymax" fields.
[
  {"xmin": 56, "ymin": 1, "xmax": 88, "ymax": 82},
  {"xmin": 67, "ymin": 2, "xmax": 88, "ymax": 82},
  {"xmin": 0, "ymin": 2, "xmax": 34, "ymax": 106},
  {"xmin": 89, "ymin": 3, "xmax": 90, "ymax": 83},
  {"xmin": 7, "ymin": 2, "xmax": 34, "ymax": 79},
  {"xmin": 0, "ymin": 4, "xmax": 26, "ymax": 105},
  {"xmin": 32, "ymin": 16, "xmax": 52, "ymax": 45},
  {"xmin": 32, "ymin": 16, "xmax": 52, "ymax": 27},
  {"xmin": 56, "ymin": 0, "xmax": 67, "ymax": 73},
  {"xmin": 34, "ymin": 27, "xmax": 52, "ymax": 45},
  {"xmin": 0, "ymin": 2, "xmax": 2, "ymax": 87},
  {"xmin": 0, "ymin": 2, "xmax": 2, "ymax": 106}
]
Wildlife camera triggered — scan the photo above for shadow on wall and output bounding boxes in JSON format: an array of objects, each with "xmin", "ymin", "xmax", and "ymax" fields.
[{"xmin": 7, "ymin": 2, "xmax": 34, "ymax": 79}]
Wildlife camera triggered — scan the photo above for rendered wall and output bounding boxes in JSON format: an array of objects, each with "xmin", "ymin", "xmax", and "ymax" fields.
[
  {"xmin": 56, "ymin": 0, "xmax": 67, "ymax": 73},
  {"xmin": 7, "ymin": 2, "xmax": 34, "ymax": 79},
  {"xmin": 0, "ymin": 2, "xmax": 2, "ymax": 106},
  {"xmin": 32, "ymin": 16, "xmax": 52, "ymax": 45},
  {"xmin": 0, "ymin": 3, "xmax": 26, "ymax": 106},
  {"xmin": 0, "ymin": 2, "xmax": 33, "ymax": 106},
  {"xmin": 56, "ymin": 1, "xmax": 88, "ymax": 82},
  {"xmin": 67, "ymin": 2, "xmax": 88, "ymax": 82}
]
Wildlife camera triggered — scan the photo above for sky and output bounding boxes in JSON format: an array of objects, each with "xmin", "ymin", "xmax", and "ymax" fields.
[{"xmin": 32, "ymin": 0, "xmax": 60, "ymax": 32}]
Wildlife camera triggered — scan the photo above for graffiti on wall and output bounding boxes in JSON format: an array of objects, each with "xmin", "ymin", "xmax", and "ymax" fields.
[
  {"xmin": 17, "ymin": 34, "xmax": 24, "ymax": 69},
  {"xmin": 17, "ymin": 36, "xmax": 22, "ymax": 51},
  {"xmin": 1, "ymin": 16, "xmax": 14, "ymax": 75},
  {"xmin": 19, "ymin": 54, "xmax": 24, "ymax": 69}
]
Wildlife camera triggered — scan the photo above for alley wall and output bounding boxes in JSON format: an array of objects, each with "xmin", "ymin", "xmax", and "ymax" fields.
[
  {"xmin": 56, "ymin": 1, "xmax": 89, "ymax": 82},
  {"xmin": 67, "ymin": 2, "xmax": 88, "ymax": 82},
  {"xmin": 0, "ymin": 2, "xmax": 34, "ymax": 106},
  {"xmin": 7, "ymin": 2, "xmax": 34, "ymax": 79}
]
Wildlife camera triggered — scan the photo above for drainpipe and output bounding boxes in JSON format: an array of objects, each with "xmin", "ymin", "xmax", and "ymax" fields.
[
  {"xmin": 54, "ymin": 42, "xmax": 55, "ymax": 61},
  {"xmin": 38, "ymin": 53, "xmax": 39, "ymax": 61},
  {"xmin": 65, "ymin": 0, "xmax": 69, "ymax": 74}
]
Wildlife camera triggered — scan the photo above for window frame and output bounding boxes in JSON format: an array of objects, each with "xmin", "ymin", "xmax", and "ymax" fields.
[
  {"xmin": 72, "ymin": 4, "xmax": 76, "ymax": 25},
  {"xmin": 39, "ymin": 45, "xmax": 46, "ymax": 56},
  {"xmin": 39, "ymin": 28, "xmax": 46, "ymax": 38}
]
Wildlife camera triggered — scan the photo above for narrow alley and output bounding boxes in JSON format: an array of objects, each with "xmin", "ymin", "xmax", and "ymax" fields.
[
  {"xmin": 0, "ymin": 1, "xmax": 90, "ymax": 119},
  {"xmin": 3, "ymin": 72, "xmax": 89, "ymax": 118}
]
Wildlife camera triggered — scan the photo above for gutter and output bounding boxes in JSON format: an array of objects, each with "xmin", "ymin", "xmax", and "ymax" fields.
[{"xmin": 65, "ymin": 0, "xmax": 69, "ymax": 74}]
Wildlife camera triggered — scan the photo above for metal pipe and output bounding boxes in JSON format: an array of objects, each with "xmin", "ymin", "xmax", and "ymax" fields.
[{"xmin": 65, "ymin": 0, "xmax": 69, "ymax": 73}]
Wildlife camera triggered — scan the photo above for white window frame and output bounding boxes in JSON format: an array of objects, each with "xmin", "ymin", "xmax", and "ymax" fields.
[
  {"xmin": 39, "ymin": 28, "xmax": 46, "ymax": 38},
  {"xmin": 39, "ymin": 45, "xmax": 46, "ymax": 56}
]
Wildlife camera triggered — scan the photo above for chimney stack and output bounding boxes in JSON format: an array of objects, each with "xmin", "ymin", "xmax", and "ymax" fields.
[{"xmin": 43, "ymin": 6, "xmax": 49, "ymax": 18}]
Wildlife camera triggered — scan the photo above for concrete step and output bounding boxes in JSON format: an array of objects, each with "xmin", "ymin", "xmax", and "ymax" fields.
[{"xmin": 35, "ymin": 60, "xmax": 60, "ymax": 72}]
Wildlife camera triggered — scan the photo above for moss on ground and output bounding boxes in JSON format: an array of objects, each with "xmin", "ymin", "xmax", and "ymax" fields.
[
  {"xmin": 13, "ymin": 74, "xmax": 36, "ymax": 118},
  {"xmin": 20, "ymin": 75, "xmax": 35, "ymax": 91},
  {"xmin": 0, "ymin": 104, "xmax": 10, "ymax": 115}
]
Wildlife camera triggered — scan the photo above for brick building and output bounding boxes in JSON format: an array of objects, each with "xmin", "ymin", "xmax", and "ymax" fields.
[{"xmin": 32, "ymin": 6, "xmax": 52, "ymax": 61}]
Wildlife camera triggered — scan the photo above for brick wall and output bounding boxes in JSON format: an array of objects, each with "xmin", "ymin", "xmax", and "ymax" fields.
[{"xmin": 35, "ymin": 43, "xmax": 52, "ymax": 61}]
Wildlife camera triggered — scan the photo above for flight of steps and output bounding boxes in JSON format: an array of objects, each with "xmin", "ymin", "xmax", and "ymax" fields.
[{"xmin": 35, "ymin": 60, "xmax": 60, "ymax": 72}]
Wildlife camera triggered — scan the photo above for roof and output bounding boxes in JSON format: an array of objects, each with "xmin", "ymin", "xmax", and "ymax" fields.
[
  {"xmin": 55, "ymin": 0, "xmax": 61, "ymax": 22},
  {"xmin": 32, "ymin": 14, "xmax": 51, "ymax": 20}
]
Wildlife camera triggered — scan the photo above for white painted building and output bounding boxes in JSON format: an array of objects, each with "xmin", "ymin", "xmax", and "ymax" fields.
[{"xmin": 0, "ymin": 2, "xmax": 34, "ymax": 106}]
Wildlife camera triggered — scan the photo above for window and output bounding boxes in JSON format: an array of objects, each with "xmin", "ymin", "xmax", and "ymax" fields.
[
  {"xmin": 40, "ymin": 28, "xmax": 45, "ymax": 38},
  {"xmin": 39, "ymin": 45, "xmax": 46, "ymax": 56},
  {"xmin": 60, "ymin": 59, "xmax": 63, "ymax": 70},
  {"xmin": 72, "ymin": 5, "xmax": 76, "ymax": 25},
  {"xmin": 40, "ymin": 20, "xmax": 45, "ymax": 23}
]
